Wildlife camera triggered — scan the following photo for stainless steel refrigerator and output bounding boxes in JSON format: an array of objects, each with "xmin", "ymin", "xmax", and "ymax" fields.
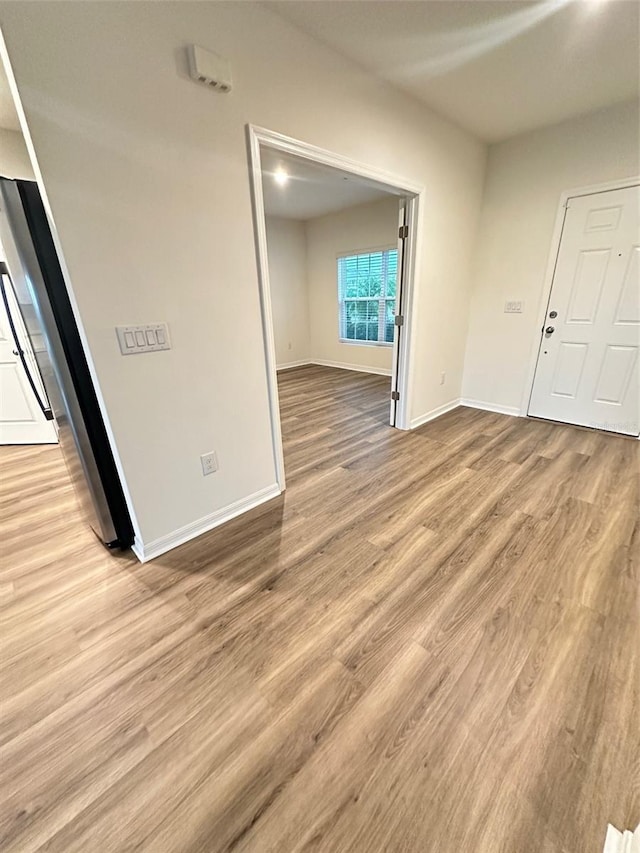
[{"xmin": 0, "ymin": 177, "xmax": 133, "ymax": 549}]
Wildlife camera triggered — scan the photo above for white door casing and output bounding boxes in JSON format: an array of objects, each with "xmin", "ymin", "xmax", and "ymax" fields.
[
  {"xmin": 528, "ymin": 185, "xmax": 639, "ymax": 436},
  {"xmin": 247, "ymin": 124, "xmax": 423, "ymax": 489},
  {"xmin": 0, "ymin": 264, "xmax": 57, "ymax": 445}
]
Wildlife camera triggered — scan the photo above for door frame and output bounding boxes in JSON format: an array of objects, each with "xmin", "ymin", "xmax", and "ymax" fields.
[
  {"xmin": 521, "ymin": 175, "xmax": 640, "ymax": 420},
  {"xmin": 246, "ymin": 124, "xmax": 424, "ymax": 489}
]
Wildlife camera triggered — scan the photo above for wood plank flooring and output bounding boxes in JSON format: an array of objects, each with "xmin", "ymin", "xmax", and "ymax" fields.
[{"xmin": 1, "ymin": 364, "xmax": 638, "ymax": 852}]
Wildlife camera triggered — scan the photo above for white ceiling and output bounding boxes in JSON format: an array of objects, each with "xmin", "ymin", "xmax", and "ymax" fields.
[
  {"xmin": 269, "ymin": 0, "xmax": 640, "ymax": 142},
  {"xmin": 261, "ymin": 147, "xmax": 398, "ymax": 220},
  {"xmin": 2, "ymin": 2, "xmax": 636, "ymax": 143}
]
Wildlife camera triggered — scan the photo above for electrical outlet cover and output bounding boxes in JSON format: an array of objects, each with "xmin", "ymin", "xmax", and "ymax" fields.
[{"xmin": 200, "ymin": 451, "xmax": 218, "ymax": 476}]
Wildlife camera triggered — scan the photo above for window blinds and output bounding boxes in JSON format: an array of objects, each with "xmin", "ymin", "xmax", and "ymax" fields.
[{"xmin": 337, "ymin": 249, "xmax": 398, "ymax": 344}]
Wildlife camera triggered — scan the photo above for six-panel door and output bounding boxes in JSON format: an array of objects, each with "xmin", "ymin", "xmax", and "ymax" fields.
[{"xmin": 529, "ymin": 185, "xmax": 639, "ymax": 437}]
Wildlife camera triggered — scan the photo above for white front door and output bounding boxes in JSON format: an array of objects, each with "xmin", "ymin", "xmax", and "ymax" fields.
[
  {"xmin": 528, "ymin": 184, "xmax": 639, "ymax": 437},
  {"xmin": 0, "ymin": 267, "xmax": 57, "ymax": 445}
]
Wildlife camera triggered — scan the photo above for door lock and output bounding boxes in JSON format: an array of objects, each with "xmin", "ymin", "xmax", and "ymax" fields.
[{"xmin": 549, "ymin": 310, "xmax": 557, "ymax": 319}]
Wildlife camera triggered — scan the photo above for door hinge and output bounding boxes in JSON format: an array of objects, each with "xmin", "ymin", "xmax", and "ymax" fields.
[
  {"xmin": 394, "ymin": 315, "xmax": 404, "ymax": 326},
  {"xmin": 398, "ymin": 225, "xmax": 409, "ymax": 239},
  {"xmin": 391, "ymin": 390, "xmax": 400, "ymax": 401}
]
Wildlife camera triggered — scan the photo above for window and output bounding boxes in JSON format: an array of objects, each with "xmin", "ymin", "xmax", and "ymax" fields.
[{"xmin": 338, "ymin": 249, "xmax": 398, "ymax": 345}]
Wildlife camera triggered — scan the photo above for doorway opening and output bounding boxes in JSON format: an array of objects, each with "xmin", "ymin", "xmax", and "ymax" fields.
[{"xmin": 247, "ymin": 126, "xmax": 423, "ymax": 487}]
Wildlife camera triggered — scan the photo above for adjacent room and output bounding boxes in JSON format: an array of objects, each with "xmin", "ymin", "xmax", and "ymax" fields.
[
  {"xmin": 0, "ymin": 2, "xmax": 638, "ymax": 852},
  {"xmin": 260, "ymin": 146, "xmax": 411, "ymax": 475}
]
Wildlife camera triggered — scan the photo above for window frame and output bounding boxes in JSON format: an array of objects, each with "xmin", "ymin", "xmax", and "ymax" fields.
[{"xmin": 336, "ymin": 245, "xmax": 398, "ymax": 348}]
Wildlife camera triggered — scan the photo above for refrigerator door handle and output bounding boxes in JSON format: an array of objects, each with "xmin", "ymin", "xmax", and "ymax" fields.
[{"xmin": 0, "ymin": 262, "xmax": 55, "ymax": 421}]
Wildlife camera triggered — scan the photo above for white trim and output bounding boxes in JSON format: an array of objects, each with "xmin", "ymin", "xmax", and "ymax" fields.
[
  {"xmin": 521, "ymin": 175, "xmax": 640, "ymax": 417},
  {"xmin": 246, "ymin": 124, "xmax": 423, "ymax": 477},
  {"xmin": 337, "ymin": 339, "xmax": 393, "ymax": 349},
  {"xmin": 131, "ymin": 483, "xmax": 281, "ymax": 563},
  {"xmin": 277, "ymin": 359, "xmax": 390, "ymax": 376},
  {"xmin": 0, "ymin": 32, "xmax": 144, "ymax": 547},
  {"xmin": 395, "ymin": 194, "xmax": 421, "ymax": 430},
  {"xmin": 131, "ymin": 533, "xmax": 146, "ymax": 561},
  {"xmin": 336, "ymin": 243, "xmax": 397, "ymax": 259},
  {"xmin": 247, "ymin": 127, "xmax": 287, "ymax": 493},
  {"xmin": 461, "ymin": 397, "xmax": 522, "ymax": 417},
  {"xmin": 603, "ymin": 823, "xmax": 640, "ymax": 853},
  {"xmin": 276, "ymin": 360, "xmax": 312, "ymax": 372},
  {"xmin": 409, "ymin": 396, "xmax": 524, "ymax": 429},
  {"xmin": 311, "ymin": 359, "xmax": 392, "ymax": 376},
  {"xmin": 248, "ymin": 125, "xmax": 423, "ymax": 196},
  {"xmin": 410, "ymin": 399, "xmax": 460, "ymax": 429}
]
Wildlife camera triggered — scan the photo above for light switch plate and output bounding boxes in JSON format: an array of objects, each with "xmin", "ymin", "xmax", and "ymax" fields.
[
  {"xmin": 116, "ymin": 324, "xmax": 171, "ymax": 354},
  {"xmin": 504, "ymin": 301, "xmax": 524, "ymax": 314}
]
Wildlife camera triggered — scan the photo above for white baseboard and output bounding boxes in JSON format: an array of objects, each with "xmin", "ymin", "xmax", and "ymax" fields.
[
  {"xmin": 276, "ymin": 360, "xmax": 312, "ymax": 372},
  {"xmin": 603, "ymin": 823, "xmax": 639, "ymax": 853},
  {"xmin": 132, "ymin": 534, "xmax": 146, "ymax": 559},
  {"xmin": 460, "ymin": 397, "xmax": 522, "ymax": 417},
  {"xmin": 310, "ymin": 358, "xmax": 392, "ymax": 377},
  {"xmin": 276, "ymin": 360, "xmax": 391, "ymax": 377},
  {"xmin": 410, "ymin": 399, "xmax": 460, "ymax": 429},
  {"xmin": 410, "ymin": 397, "xmax": 524, "ymax": 429},
  {"xmin": 129, "ymin": 393, "xmax": 521, "ymax": 560},
  {"xmin": 131, "ymin": 483, "xmax": 281, "ymax": 563}
]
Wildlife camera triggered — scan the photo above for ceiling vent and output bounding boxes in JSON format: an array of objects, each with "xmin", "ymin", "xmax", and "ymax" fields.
[{"xmin": 187, "ymin": 44, "xmax": 232, "ymax": 93}]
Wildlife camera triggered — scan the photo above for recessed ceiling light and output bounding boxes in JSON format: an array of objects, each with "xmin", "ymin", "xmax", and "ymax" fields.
[{"xmin": 274, "ymin": 168, "xmax": 289, "ymax": 186}]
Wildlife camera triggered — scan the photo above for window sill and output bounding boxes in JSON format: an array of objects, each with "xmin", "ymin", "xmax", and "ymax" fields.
[{"xmin": 338, "ymin": 339, "xmax": 393, "ymax": 348}]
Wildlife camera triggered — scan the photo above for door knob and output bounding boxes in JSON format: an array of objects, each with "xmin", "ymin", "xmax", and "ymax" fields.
[{"xmin": 545, "ymin": 326, "xmax": 555, "ymax": 334}]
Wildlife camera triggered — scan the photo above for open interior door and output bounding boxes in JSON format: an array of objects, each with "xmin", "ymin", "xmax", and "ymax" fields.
[{"xmin": 390, "ymin": 198, "xmax": 409, "ymax": 427}]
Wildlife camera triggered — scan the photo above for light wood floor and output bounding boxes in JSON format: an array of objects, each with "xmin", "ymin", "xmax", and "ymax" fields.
[{"xmin": 1, "ymin": 364, "xmax": 638, "ymax": 852}]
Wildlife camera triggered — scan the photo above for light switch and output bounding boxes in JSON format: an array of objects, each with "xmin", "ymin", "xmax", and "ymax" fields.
[
  {"xmin": 116, "ymin": 324, "xmax": 171, "ymax": 355},
  {"xmin": 504, "ymin": 300, "xmax": 524, "ymax": 314}
]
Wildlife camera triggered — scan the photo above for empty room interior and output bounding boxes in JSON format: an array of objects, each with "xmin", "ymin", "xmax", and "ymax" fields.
[
  {"xmin": 0, "ymin": 2, "xmax": 638, "ymax": 852},
  {"xmin": 262, "ymin": 147, "xmax": 408, "ymax": 467}
]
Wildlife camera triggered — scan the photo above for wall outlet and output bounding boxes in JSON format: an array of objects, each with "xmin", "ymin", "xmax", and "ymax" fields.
[
  {"xmin": 200, "ymin": 451, "xmax": 218, "ymax": 476},
  {"xmin": 440, "ymin": 372, "xmax": 446, "ymax": 386},
  {"xmin": 504, "ymin": 300, "xmax": 524, "ymax": 314}
]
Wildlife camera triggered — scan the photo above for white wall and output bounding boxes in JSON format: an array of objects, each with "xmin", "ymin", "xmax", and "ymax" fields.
[
  {"xmin": 0, "ymin": 2, "xmax": 486, "ymax": 554},
  {"xmin": 0, "ymin": 127, "xmax": 34, "ymax": 179},
  {"xmin": 463, "ymin": 100, "xmax": 640, "ymax": 414},
  {"xmin": 306, "ymin": 197, "xmax": 397, "ymax": 374},
  {"xmin": 267, "ymin": 198, "xmax": 398, "ymax": 374},
  {"xmin": 265, "ymin": 216, "xmax": 310, "ymax": 368}
]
